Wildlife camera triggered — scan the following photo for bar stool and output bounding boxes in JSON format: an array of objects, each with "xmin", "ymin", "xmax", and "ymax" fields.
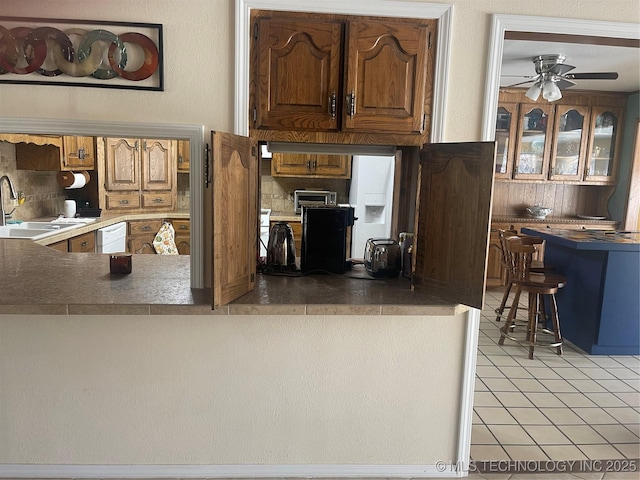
[
  {"xmin": 497, "ymin": 236, "xmax": 566, "ymax": 359},
  {"xmin": 494, "ymin": 229, "xmax": 553, "ymax": 323}
]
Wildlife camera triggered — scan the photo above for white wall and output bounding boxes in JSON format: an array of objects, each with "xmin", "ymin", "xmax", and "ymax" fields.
[
  {"xmin": 0, "ymin": 313, "xmax": 466, "ymax": 467},
  {"xmin": 0, "ymin": 0, "xmax": 636, "ymax": 141}
]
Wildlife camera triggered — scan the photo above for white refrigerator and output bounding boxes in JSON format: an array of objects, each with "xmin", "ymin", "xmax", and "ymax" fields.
[{"xmin": 348, "ymin": 155, "xmax": 395, "ymax": 260}]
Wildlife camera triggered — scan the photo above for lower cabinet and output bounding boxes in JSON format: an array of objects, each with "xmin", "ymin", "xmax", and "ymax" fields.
[
  {"xmin": 48, "ymin": 240, "xmax": 69, "ymax": 252},
  {"xmin": 69, "ymin": 231, "xmax": 96, "ymax": 252},
  {"xmin": 165, "ymin": 219, "xmax": 190, "ymax": 255},
  {"xmin": 128, "ymin": 219, "xmax": 162, "ymax": 254}
]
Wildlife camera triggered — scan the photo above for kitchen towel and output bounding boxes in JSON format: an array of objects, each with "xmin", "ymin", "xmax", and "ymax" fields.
[{"xmin": 56, "ymin": 171, "xmax": 90, "ymax": 189}]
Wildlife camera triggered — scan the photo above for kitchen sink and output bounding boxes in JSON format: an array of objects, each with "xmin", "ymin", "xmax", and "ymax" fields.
[{"xmin": 0, "ymin": 221, "xmax": 85, "ymax": 240}]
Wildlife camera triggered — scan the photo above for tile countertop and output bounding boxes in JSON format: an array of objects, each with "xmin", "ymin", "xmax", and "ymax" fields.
[{"xmin": 0, "ymin": 237, "xmax": 463, "ymax": 316}]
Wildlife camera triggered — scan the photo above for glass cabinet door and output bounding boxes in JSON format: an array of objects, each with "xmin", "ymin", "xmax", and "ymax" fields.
[
  {"xmin": 585, "ymin": 106, "xmax": 622, "ymax": 183},
  {"xmin": 494, "ymin": 103, "xmax": 517, "ymax": 179},
  {"xmin": 549, "ymin": 105, "xmax": 588, "ymax": 181},
  {"xmin": 514, "ymin": 104, "xmax": 553, "ymax": 180}
]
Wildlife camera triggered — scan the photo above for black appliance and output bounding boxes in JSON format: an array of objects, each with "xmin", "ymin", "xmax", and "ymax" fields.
[{"xmin": 301, "ymin": 205, "xmax": 355, "ymax": 274}]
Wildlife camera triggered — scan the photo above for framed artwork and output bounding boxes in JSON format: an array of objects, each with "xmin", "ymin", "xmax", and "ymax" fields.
[{"xmin": 0, "ymin": 16, "xmax": 163, "ymax": 91}]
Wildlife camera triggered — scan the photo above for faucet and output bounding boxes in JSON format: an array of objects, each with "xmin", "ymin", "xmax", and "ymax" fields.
[{"xmin": 0, "ymin": 175, "xmax": 18, "ymax": 227}]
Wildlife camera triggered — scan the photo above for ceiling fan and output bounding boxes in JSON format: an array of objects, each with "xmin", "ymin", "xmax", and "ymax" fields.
[{"xmin": 505, "ymin": 54, "xmax": 619, "ymax": 102}]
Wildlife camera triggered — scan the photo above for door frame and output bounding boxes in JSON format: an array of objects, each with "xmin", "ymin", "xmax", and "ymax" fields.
[{"xmin": 481, "ymin": 14, "xmax": 640, "ymax": 142}]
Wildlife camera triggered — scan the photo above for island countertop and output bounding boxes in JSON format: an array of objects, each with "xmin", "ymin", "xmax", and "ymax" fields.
[{"xmin": 522, "ymin": 227, "xmax": 640, "ymax": 251}]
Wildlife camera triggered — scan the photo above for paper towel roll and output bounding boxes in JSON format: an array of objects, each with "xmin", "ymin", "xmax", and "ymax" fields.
[{"xmin": 57, "ymin": 171, "xmax": 90, "ymax": 189}]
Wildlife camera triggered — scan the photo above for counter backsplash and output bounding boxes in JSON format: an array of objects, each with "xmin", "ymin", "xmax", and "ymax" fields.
[
  {"xmin": 0, "ymin": 141, "xmax": 66, "ymax": 220},
  {"xmin": 261, "ymin": 160, "xmax": 349, "ymax": 214}
]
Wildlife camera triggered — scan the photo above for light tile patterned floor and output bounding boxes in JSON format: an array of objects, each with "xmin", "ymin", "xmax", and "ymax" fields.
[{"xmin": 471, "ymin": 288, "xmax": 640, "ymax": 468}]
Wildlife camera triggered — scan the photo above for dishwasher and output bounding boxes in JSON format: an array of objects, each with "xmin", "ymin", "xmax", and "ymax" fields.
[{"xmin": 96, "ymin": 222, "xmax": 127, "ymax": 253}]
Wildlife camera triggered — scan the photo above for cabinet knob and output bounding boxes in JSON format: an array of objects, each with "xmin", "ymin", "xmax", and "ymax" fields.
[
  {"xmin": 119, "ymin": 199, "xmax": 129, "ymax": 205},
  {"xmin": 78, "ymin": 147, "xmax": 86, "ymax": 160},
  {"xmin": 81, "ymin": 241, "xmax": 88, "ymax": 247},
  {"xmin": 346, "ymin": 90, "xmax": 356, "ymax": 118}
]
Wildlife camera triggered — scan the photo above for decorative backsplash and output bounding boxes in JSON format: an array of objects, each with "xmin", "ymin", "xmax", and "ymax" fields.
[
  {"xmin": 260, "ymin": 159, "xmax": 350, "ymax": 213},
  {"xmin": 0, "ymin": 141, "xmax": 66, "ymax": 220}
]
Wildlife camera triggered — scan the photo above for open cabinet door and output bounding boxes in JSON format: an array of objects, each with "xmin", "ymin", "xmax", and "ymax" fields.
[
  {"xmin": 211, "ymin": 131, "xmax": 258, "ymax": 308},
  {"xmin": 412, "ymin": 142, "xmax": 495, "ymax": 309}
]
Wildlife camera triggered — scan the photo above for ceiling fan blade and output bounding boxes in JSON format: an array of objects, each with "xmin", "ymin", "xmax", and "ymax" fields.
[
  {"xmin": 556, "ymin": 78, "xmax": 577, "ymax": 90},
  {"xmin": 548, "ymin": 63, "xmax": 575, "ymax": 75},
  {"xmin": 566, "ymin": 72, "xmax": 619, "ymax": 80},
  {"xmin": 506, "ymin": 79, "xmax": 536, "ymax": 87}
]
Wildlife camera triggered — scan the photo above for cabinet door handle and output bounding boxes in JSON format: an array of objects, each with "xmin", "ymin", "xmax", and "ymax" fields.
[
  {"xmin": 141, "ymin": 226, "xmax": 152, "ymax": 231},
  {"xmin": 178, "ymin": 225, "xmax": 188, "ymax": 230},
  {"xmin": 81, "ymin": 241, "xmax": 88, "ymax": 247},
  {"xmin": 119, "ymin": 199, "xmax": 129, "ymax": 205},
  {"xmin": 306, "ymin": 160, "xmax": 311, "ymax": 171},
  {"xmin": 312, "ymin": 160, "xmax": 317, "ymax": 170},
  {"xmin": 153, "ymin": 198, "xmax": 164, "ymax": 203},
  {"xmin": 78, "ymin": 147, "xmax": 86, "ymax": 160}
]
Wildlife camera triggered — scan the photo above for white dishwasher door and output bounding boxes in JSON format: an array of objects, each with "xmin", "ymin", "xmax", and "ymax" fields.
[{"xmin": 96, "ymin": 222, "xmax": 127, "ymax": 253}]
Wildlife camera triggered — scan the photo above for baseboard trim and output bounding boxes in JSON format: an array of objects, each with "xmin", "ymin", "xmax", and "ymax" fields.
[{"xmin": 0, "ymin": 463, "xmax": 464, "ymax": 478}]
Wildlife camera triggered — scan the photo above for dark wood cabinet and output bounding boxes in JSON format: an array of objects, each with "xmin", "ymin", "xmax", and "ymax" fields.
[
  {"xmin": 252, "ymin": 12, "xmax": 434, "ymax": 144},
  {"xmin": 271, "ymin": 153, "xmax": 351, "ymax": 178}
]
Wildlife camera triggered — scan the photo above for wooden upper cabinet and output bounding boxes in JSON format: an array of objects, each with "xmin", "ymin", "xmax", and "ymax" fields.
[
  {"xmin": 104, "ymin": 138, "xmax": 140, "ymax": 191},
  {"xmin": 6, "ymin": 134, "xmax": 96, "ymax": 171},
  {"xmin": 585, "ymin": 106, "xmax": 623, "ymax": 184},
  {"xmin": 256, "ymin": 17, "xmax": 343, "ymax": 131},
  {"xmin": 549, "ymin": 104, "xmax": 589, "ymax": 181},
  {"xmin": 63, "ymin": 136, "xmax": 95, "ymax": 170},
  {"xmin": 494, "ymin": 103, "xmax": 518, "ymax": 179},
  {"xmin": 514, "ymin": 104, "xmax": 554, "ymax": 181},
  {"xmin": 252, "ymin": 12, "xmax": 434, "ymax": 138},
  {"xmin": 343, "ymin": 19, "xmax": 428, "ymax": 134},
  {"xmin": 142, "ymin": 139, "xmax": 173, "ymax": 191},
  {"xmin": 271, "ymin": 153, "xmax": 351, "ymax": 178}
]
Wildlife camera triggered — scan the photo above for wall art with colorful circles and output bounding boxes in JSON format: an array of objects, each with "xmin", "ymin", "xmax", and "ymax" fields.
[{"xmin": 0, "ymin": 16, "xmax": 163, "ymax": 91}]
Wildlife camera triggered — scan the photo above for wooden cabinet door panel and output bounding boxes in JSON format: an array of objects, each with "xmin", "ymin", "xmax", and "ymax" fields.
[
  {"xmin": 343, "ymin": 20, "xmax": 429, "ymax": 134},
  {"xmin": 413, "ymin": 142, "xmax": 495, "ymax": 309},
  {"xmin": 69, "ymin": 231, "xmax": 96, "ymax": 253},
  {"xmin": 256, "ymin": 17, "xmax": 343, "ymax": 131},
  {"xmin": 142, "ymin": 139, "xmax": 173, "ymax": 190},
  {"xmin": 313, "ymin": 154, "xmax": 351, "ymax": 177},
  {"xmin": 271, "ymin": 153, "xmax": 311, "ymax": 175},
  {"xmin": 105, "ymin": 138, "xmax": 139, "ymax": 191},
  {"xmin": 63, "ymin": 136, "xmax": 95, "ymax": 170},
  {"xmin": 177, "ymin": 140, "xmax": 190, "ymax": 173},
  {"xmin": 129, "ymin": 237, "xmax": 157, "ymax": 254},
  {"xmin": 212, "ymin": 131, "xmax": 258, "ymax": 308},
  {"xmin": 549, "ymin": 104, "xmax": 589, "ymax": 181}
]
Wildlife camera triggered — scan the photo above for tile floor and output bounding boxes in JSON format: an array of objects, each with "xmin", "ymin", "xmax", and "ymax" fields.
[{"xmin": 460, "ymin": 288, "xmax": 640, "ymax": 479}]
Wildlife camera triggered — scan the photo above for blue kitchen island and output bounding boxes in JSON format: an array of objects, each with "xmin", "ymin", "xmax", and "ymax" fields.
[{"xmin": 522, "ymin": 228, "xmax": 640, "ymax": 355}]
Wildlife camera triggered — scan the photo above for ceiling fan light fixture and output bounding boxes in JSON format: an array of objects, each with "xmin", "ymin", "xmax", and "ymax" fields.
[
  {"xmin": 542, "ymin": 80, "xmax": 562, "ymax": 102},
  {"xmin": 525, "ymin": 82, "xmax": 542, "ymax": 101}
]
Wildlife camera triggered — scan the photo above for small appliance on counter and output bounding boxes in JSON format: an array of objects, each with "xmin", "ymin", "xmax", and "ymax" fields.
[
  {"xmin": 364, "ymin": 238, "xmax": 401, "ymax": 278},
  {"xmin": 301, "ymin": 205, "xmax": 355, "ymax": 274},
  {"xmin": 266, "ymin": 221, "xmax": 296, "ymax": 270},
  {"xmin": 294, "ymin": 190, "xmax": 337, "ymax": 214}
]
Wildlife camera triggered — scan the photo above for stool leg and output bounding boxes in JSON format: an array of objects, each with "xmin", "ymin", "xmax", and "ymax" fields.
[
  {"xmin": 549, "ymin": 294, "xmax": 563, "ymax": 356},
  {"xmin": 495, "ymin": 281, "xmax": 513, "ymax": 322},
  {"xmin": 499, "ymin": 286, "xmax": 521, "ymax": 345},
  {"xmin": 528, "ymin": 293, "xmax": 539, "ymax": 360}
]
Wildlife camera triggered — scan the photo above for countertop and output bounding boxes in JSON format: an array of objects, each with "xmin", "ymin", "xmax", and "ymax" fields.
[
  {"xmin": 522, "ymin": 227, "xmax": 640, "ymax": 251},
  {"xmin": 29, "ymin": 211, "xmax": 190, "ymax": 246},
  {"xmin": 0, "ymin": 238, "xmax": 463, "ymax": 316}
]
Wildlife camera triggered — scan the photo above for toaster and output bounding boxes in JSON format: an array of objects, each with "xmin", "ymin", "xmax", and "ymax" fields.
[{"xmin": 364, "ymin": 238, "xmax": 401, "ymax": 278}]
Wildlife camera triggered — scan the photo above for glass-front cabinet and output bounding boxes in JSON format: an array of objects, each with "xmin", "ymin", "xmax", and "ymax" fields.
[
  {"xmin": 549, "ymin": 105, "xmax": 588, "ymax": 181},
  {"xmin": 495, "ymin": 103, "xmax": 517, "ymax": 179},
  {"xmin": 514, "ymin": 104, "xmax": 553, "ymax": 180},
  {"xmin": 585, "ymin": 106, "xmax": 622, "ymax": 184}
]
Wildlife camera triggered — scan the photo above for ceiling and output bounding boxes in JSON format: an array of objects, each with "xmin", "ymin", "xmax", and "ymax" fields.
[{"xmin": 500, "ymin": 38, "xmax": 640, "ymax": 93}]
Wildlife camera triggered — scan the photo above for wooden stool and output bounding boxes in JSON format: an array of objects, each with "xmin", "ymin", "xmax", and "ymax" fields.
[
  {"xmin": 497, "ymin": 237, "xmax": 566, "ymax": 359},
  {"xmin": 494, "ymin": 230, "xmax": 554, "ymax": 323}
]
